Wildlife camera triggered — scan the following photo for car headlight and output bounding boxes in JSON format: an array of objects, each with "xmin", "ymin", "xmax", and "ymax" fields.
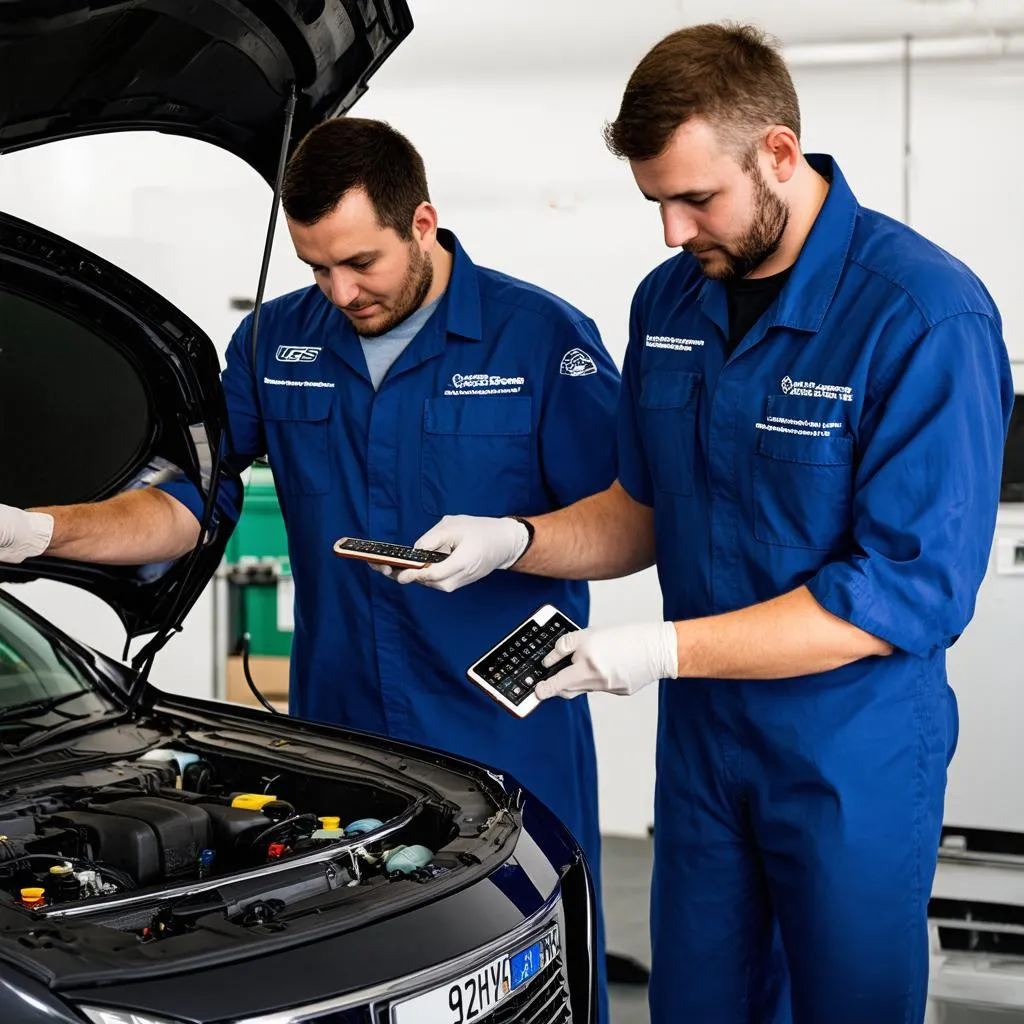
[{"xmin": 79, "ymin": 1008, "xmax": 182, "ymax": 1024}]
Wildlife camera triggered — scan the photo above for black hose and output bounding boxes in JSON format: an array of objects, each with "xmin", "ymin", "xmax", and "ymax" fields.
[
  {"xmin": 0, "ymin": 853, "xmax": 75, "ymax": 873},
  {"xmin": 0, "ymin": 854, "xmax": 136, "ymax": 892},
  {"xmin": 249, "ymin": 813, "xmax": 319, "ymax": 849},
  {"xmin": 242, "ymin": 632, "xmax": 280, "ymax": 715},
  {"xmin": 97, "ymin": 864, "xmax": 137, "ymax": 891}
]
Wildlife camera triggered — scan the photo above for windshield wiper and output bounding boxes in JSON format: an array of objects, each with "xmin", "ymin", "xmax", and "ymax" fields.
[{"xmin": 0, "ymin": 691, "xmax": 93, "ymax": 723}]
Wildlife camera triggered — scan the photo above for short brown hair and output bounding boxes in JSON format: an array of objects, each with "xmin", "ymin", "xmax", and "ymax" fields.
[
  {"xmin": 281, "ymin": 118, "xmax": 430, "ymax": 238},
  {"xmin": 604, "ymin": 23, "xmax": 800, "ymax": 168}
]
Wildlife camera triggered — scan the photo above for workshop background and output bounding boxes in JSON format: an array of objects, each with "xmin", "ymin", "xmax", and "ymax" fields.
[{"xmin": 2, "ymin": 2, "xmax": 1024, "ymax": 1020}]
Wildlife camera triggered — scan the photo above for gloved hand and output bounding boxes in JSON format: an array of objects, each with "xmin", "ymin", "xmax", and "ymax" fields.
[
  {"xmin": 0, "ymin": 505, "xmax": 54, "ymax": 564},
  {"xmin": 535, "ymin": 621, "xmax": 679, "ymax": 700},
  {"xmin": 382, "ymin": 516, "xmax": 530, "ymax": 592}
]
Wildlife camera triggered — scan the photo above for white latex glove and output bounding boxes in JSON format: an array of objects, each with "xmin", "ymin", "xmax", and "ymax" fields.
[
  {"xmin": 535, "ymin": 622, "xmax": 679, "ymax": 700},
  {"xmin": 0, "ymin": 505, "xmax": 53, "ymax": 564},
  {"xmin": 380, "ymin": 516, "xmax": 529, "ymax": 592}
]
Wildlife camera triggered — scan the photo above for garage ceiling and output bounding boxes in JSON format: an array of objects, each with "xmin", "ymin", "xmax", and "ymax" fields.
[{"xmin": 379, "ymin": 0, "xmax": 1024, "ymax": 78}]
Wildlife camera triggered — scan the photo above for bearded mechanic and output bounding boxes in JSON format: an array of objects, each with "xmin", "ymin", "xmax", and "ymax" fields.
[
  {"xmin": 0, "ymin": 118, "xmax": 619, "ymax": 1022},
  {"xmin": 386, "ymin": 23, "xmax": 1015, "ymax": 1024}
]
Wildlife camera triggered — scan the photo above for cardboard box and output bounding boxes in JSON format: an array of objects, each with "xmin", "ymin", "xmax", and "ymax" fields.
[{"xmin": 226, "ymin": 655, "xmax": 289, "ymax": 711}]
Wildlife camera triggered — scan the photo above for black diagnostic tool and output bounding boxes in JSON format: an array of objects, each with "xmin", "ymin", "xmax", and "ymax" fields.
[
  {"xmin": 466, "ymin": 604, "xmax": 579, "ymax": 718},
  {"xmin": 333, "ymin": 537, "xmax": 450, "ymax": 570}
]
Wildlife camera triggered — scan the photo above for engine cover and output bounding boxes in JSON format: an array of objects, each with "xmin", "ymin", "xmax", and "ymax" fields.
[{"xmin": 97, "ymin": 798, "xmax": 212, "ymax": 879}]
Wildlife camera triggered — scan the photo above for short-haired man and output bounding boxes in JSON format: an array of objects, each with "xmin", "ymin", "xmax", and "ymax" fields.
[
  {"xmin": 0, "ymin": 118, "xmax": 617, "ymax": 1022},
  {"xmin": 386, "ymin": 25, "xmax": 1014, "ymax": 1024}
]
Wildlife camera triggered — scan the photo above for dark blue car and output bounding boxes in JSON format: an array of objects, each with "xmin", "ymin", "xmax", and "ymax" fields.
[{"xmin": 0, "ymin": 3, "xmax": 597, "ymax": 1021}]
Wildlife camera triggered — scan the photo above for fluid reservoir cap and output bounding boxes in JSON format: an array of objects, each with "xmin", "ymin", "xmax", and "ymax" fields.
[
  {"xmin": 345, "ymin": 817, "xmax": 384, "ymax": 836},
  {"xmin": 20, "ymin": 887, "xmax": 45, "ymax": 903},
  {"xmin": 48, "ymin": 864, "xmax": 72, "ymax": 876},
  {"xmin": 318, "ymin": 816, "xmax": 341, "ymax": 831},
  {"xmin": 260, "ymin": 800, "xmax": 295, "ymax": 822},
  {"xmin": 384, "ymin": 845, "xmax": 434, "ymax": 875},
  {"xmin": 141, "ymin": 749, "xmax": 200, "ymax": 773},
  {"xmin": 231, "ymin": 793, "xmax": 278, "ymax": 811}
]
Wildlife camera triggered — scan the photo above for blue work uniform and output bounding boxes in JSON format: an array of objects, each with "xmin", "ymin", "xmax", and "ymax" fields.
[
  {"xmin": 163, "ymin": 230, "xmax": 617, "ymax": 1021},
  {"xmin": 617, "ymin": 156, "xmax": 1013, "ymax": 1023}
]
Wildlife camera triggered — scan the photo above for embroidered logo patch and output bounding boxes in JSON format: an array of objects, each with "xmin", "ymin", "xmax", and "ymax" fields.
[
  {"xmin": 779, "ymin": 375, "xmax": 854, "ymax": 402},
  {"xmin": 559, "ymin": 348, "xmax": 598, "ymax": 377},
  {"xmin": 451, "ymin": 373, "xmax": 525, "ymax": 389},
  {"xmin": 444, "ymin": 372, "xmax": 526, "ymax": 397},
  {"xmin": 275, "ymin": 345, "xmax": 322, "ymax": 363}
]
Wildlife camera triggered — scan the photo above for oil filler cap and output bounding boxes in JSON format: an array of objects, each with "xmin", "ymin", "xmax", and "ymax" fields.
[{"xmin": 231, "ymin": 793, "xmax": 278, "ymax": 811}]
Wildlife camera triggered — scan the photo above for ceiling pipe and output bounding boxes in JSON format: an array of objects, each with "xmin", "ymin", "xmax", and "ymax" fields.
[
  {"xmin": 784, "ymin": 30, "xmax": 1024, "ymax": 66},
  {"xmin": 902, "ymin": 34, "xmax": 912, "ymax": 227}
]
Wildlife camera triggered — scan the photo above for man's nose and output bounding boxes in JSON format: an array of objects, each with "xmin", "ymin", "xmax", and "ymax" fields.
[
  {"xmin": 662, "ymin": 207, "xmax": 700, "ymax": 249},
  {"xmin": 329, "ymin": 267, "xmax": 360, "ymax": 307}
]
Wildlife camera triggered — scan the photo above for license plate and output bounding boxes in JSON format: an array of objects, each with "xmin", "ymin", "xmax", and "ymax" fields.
[{"xmin": 391, "ymin": 925, "xmax": 559, "ymax": 1024}]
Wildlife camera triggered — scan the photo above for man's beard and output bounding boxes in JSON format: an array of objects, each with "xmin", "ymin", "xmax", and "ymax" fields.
[
  {"xmin": 350, "ymin": 244, "xmax": 434, "ymax": 337},
  {"xmin": 690, "ymin": 168, "xmax": 789, "ymax": 282}
]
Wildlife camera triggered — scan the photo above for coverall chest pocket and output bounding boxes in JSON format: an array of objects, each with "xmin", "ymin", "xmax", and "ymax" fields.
[
  {"xmin": 752, "ymin": 396, "xmax": 854, "ymax": 550},
  {"xmin": 261, "ymin": 388, "xmax": 335, "ymax": 496},
  {"xmin": 639, "ymin": 371, "xmax": 701, "ymax": 496},
  {"xmin": 421, "ymin": 396, "xmax": 533, "ymax": 517}
]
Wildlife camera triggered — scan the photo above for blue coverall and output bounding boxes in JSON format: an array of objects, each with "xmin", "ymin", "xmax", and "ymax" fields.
[
  {"xmin": 616, "ymin": 156, "xmax": 1014, "ymax": 1023},
  {"xmin": 164, "ymin": 231, "xmax": 619, "ymax": 1020}
]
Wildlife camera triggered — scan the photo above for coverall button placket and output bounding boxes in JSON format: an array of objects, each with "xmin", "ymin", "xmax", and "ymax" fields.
[
  {"xmin": 366, "ymin": 382, "xmax": 407, "ymax": 736},
  {"xmin": 707, "ymin": 349, "xmax": 744, "ymax": 619},
  {"xmin": 708, "ymin": 348, "xmax": 749, "ymax": 793}
]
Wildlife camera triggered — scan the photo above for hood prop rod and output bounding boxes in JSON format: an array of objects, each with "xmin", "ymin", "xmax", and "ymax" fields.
[
  {"xmin": 251, "ymin": 82, "xmax": 298, "ymax": 374},
  {"xmin": 125, "ymin": 84, "xmax": 298, "ymax": 714}
]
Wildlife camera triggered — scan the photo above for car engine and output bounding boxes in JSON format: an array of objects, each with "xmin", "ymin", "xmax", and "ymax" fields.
[{"xmin": 0, "ymin": 744, "xmax": 460, "ymax": 939}]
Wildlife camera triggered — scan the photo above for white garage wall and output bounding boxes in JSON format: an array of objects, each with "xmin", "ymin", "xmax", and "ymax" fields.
[
  {"xmin": 0, "ymin": 48, "xmax": 1019, "ymax": 835},
  {"xmin": 907, "ymin": 56, "xmax": 1024, "ymax": 358}
]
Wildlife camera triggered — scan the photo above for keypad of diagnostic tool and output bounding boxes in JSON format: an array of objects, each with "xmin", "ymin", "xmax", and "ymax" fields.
[{"xmin": 474, "ymin": 613, "xmax": 577, "ymax": 705}]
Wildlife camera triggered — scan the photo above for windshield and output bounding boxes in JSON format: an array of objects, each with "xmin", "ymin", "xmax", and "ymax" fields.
[{"xmin": 0, "ymin": 594, "xmax": 116, "ymax": 741}]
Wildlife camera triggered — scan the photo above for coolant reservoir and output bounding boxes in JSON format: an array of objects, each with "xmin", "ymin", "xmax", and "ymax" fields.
[{"xmin": 49, "ymin": 863, "xmax": 81, "ymax": 902}]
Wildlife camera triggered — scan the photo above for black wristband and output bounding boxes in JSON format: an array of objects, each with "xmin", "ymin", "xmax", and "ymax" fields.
[{"xmin": 506, "ymin": 516, "xmax": 535, "ymax": 564}]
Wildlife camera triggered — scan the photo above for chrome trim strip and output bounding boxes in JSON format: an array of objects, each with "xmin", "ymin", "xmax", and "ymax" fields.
[
  {"xmin": 233, "ymin": 889, "xmax": 564, "ymax": 1024},
  {"xmin": 938, "ymin": 848, "xmax": 1024, "ymax": 870},
  {"xmin": 45, "ymin": 811, "xmax": 416, "ymax": 920},
  {"xmin": 577, "ymin": 856, "xmax": 596, "ymax": 1024},
  {"xmin": 931, "ymin": 916, "xmax": 1024, "ymax": 936}
]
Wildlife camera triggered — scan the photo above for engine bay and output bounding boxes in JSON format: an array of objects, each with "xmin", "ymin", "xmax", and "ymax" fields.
[{"xmin": 0, "ymin": 742, "xmax": 481, "ymax": 947}]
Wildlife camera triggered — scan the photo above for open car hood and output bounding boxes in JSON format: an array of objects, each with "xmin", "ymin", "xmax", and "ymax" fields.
[
  {"xmin": 0, "ymin": 0, "xmax": 414, "ymax": 183},
  {"xmin": 0, "ymin": 210, "xmax": 232, "ymax": 643},
  {"xmin": 0, "ymin": 0, "xmax": 412, "ymax": 644}
]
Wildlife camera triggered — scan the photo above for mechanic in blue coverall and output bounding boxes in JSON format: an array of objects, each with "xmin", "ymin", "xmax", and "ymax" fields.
[
  {"xmin": 383, "ymin": 25, "xmax": 1015, "ymax": 1024},
  {"xmin": 0, "ymin": 118, "xmax": 617, "ymax": 1019}
]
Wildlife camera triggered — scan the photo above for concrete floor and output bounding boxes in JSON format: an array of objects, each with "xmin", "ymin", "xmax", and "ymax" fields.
[
  {"xmin": 601, "ymin": 836, "xmax": 1022, "ymax": 1024},
  {"xmin": 603, "ymin": 836, "xmax": 653, "ymax": 1024}
]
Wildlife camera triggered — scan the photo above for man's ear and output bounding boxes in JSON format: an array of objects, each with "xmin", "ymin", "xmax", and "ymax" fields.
[
  {"xmin": 411, "ymin": 202, "xmax": 439, "ymax": 248},
  {"xmin": 763, "ymin": 126, "xmax": 801, "ymax": 184}
]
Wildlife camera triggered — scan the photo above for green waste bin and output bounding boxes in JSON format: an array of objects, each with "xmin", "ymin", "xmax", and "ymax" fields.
[
  {"xmin": 226, "ymin": 465, "xmax": 288, "ymax": 565},
  {"xmin": 238, "ymin": 559, "xmax": 292, "ymax": 656},
  {"xmin": 226, "ymin": 465, "xmax": 293, "ymax": 657}
]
